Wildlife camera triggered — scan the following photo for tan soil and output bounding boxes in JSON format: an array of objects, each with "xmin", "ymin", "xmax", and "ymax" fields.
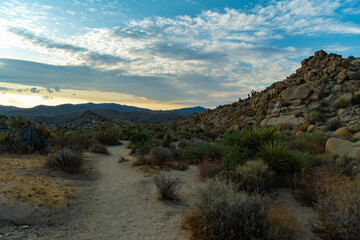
[{"xmin": 46, "ymin": 141, "xmax": 197, "ymax": 240}]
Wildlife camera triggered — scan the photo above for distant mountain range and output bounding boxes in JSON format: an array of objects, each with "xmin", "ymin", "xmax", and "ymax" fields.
[{"xmin": 0, "ymin": 103, "xmax": 207, "ymax": 124}]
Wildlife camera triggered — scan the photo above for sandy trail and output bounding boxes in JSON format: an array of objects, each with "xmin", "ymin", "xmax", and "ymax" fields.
[{"xmin": 47, "ymin": 142, "xmax": 196, "ymax": 240}]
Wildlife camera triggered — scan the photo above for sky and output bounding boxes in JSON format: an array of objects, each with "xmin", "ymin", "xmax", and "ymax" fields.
[{"xmin": 0, "ymin": 0, "xmax": 359, "ymax": 109}]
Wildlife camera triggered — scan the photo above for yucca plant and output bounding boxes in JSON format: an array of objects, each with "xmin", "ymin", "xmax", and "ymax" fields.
[
  {"xmin": 259, "ymin": 141, "xmax": 310, "ymax": 175},
  {"xmin": 258, "ymin": 141, "xmax": 289, "ymax": 174},
  {"xmin": 0, "ymin": 132, "xmax": 20, "ymax": 153}
]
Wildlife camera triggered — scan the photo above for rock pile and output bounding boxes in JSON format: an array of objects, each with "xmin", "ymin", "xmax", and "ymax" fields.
[
  {"xmin": 65, "ymin": 110, "xmax": 109, "ymax": 128},
  {"xmin": 182, "ymin": 50, "xmax": 360, "ymax": 139}
]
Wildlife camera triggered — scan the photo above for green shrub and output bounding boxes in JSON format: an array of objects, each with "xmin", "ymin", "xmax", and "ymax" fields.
[
  {"xmin": 259, "ymin": 141, "xmax": 309, "ymax": 174},
  {"xmin": 52, "ymin": 132, "xmax": 93, "ymax": 151},
  {"xmin": 129, "ymin": 132, "xmax": 151, "ymax": 145},
  {"xmin": 222, "ymin": 146, "xmax": 250, "ymax": 167},
  {"xmin": 241, "ymin": 127, "xmax": 283, "ymax": 154},
  {"xmin": 9, "ymin": 115, "xmax": 28, "ymax": 129},
  {"xmin": 94, "ymin": 129, "xmax": 120, "ymax": 145},
  {"xmin": 46, "ymin": 147, "xmax": 84, "ymax": 173},
  {"xmin": 179, "ymin": 143, "xmax": 222, "ymax": 163},
  {"xmin": 0, "ymin": 132, "xmax": 20, "ymax": 154},
  {"xmin": 222, "ymin": 131, "xmax": 246, "ymax": 148},
  {"xmin": 162, "ymin": 132, "xmax": 173, "ymax": 147},
  {"xmin": 287, "ymin": 132, "xmax": 328, "ymax": 155}
]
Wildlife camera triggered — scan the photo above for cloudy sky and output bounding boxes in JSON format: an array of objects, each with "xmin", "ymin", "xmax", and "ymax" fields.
[{"xmin": 0, "ymin": 0, "xmax": 359, "ymax": 109}]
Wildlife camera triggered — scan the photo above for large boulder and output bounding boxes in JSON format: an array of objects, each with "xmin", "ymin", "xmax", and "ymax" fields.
[
  {"xmin": 332, "ymin": 127, "xmax": 352, "ymax": 138},
  {"xmin": 263, "ymin": 115, "xmax": 305, "ymax": 129},
  {"xmin": 281, "ymin": 84, "xmax": 313, "ymax": 100},
  {"xmin": 325, "ymin": 138, "xmax": 360, "ymax": 159}
]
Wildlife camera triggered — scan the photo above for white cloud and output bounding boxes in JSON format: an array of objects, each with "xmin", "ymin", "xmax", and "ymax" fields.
[{"xmin": 1, "ymin": 0, "xmax": 359, "ymax": 106}]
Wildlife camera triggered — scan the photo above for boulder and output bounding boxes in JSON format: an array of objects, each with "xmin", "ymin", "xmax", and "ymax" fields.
[
  {"xmin": 348, "ymin": 71, "xmax": 360, "ymax": 80},
  {"xmin": 266, "ymin": 115, "xmax": 305, "ymax": 129},
  {"xmin": 337, "ymin": 71, "xmax": 348, "ymax": 83},
  {"xmin": 281, "ymin": 84, "xmax": 312, "ymax": 100},
  {"xmin": 348, "ymin": 123, "xmax": 360, "ymax": 132},
  {"xmin": 353, "ymin": 132, "xmax": 360, "ymax": 140},
  {"xmin": 332, "ymin": 127, "xmax": 352, "ymax": 138},
  {"xmin": 325, "ymin": 137, "xmax": 360, "ymax": 159}
]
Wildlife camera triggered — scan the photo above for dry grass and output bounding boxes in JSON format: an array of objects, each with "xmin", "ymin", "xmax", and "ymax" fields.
[
  {"xmin": 266, "ymin": 204, "xmax": 300, "ymax": 240},
  {"xmin": 314, "ymin": 177, "xmax": 360, "ymax": 239},
  {"xmin": 138, "ymin": 166, "xmax": 160, "ymax": 177},
  {"xmin": 197, "ymin": 160, "xmax": 221, "ymax": 180},
  {"xmin": 181, "ymin": 180, "xmax": 300, "ymax": 240},
  {"xmin": 154, "ymin": 173, "xmax": 181, "ymax": 201},
  {"xmin": 0, "ymin": 155, "xmax": 75, "ymax": 209},
  {"xmin": 294, "ymin": 164, "xmax": 360, "ymax": 239}
]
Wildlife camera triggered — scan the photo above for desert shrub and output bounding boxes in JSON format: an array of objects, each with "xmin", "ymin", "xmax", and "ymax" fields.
[
  {"xmin": 182, "ymin": 180, "xmax": 299, "ymax": 240},
  {"xmin": 178, "ymin": 139, "xmax": 192, "ymax": 149},
  {"xmin": 287, "ymin": 131, "xmax": 328, "ymax": 155},
  {"xmin": 179, "ymin": 143, "xmax": 222, "ymax": 163},
  {"xmin": 90, "ymin": 144, "xmax": 109, "ymax": 154},
  {"xmin": 228, "ymin": 159, "xmax": 275, "ymax": 193},
  {"xmin": 0, "ymin": 132, "xmax": 20, "ymax": 154},
  {"xmin": 335, "ymin": 155, "xmax": 360, "ymax": 177},
  {"xmin": 265, "ymin": 204, "xmax": 300, "ymax": 240},
  {"xmin": 222, "ymin": 131, "xmax": 246, "ymax": 148},
  {"xmin": 181, "ymin": 180, "xmax": 267, "ymax": 240},
  {"xmin": 313, "ymin": 176, "xmax": 360, "ymax": 239},
  {"xmin": 129, "ymin": 132, "xmax": 151, "ymax": 145},
  {"xmin": 162, "ymin": 132, "xmax": 173, "ymax": 147},
  {"xmin": 46, "ymin": 147, "xmax": 84, "ymax": 173},
  {"xmin": 154, "ymin": 173, "xmax": 181, "ymax": 201},
  {"xmin": 94, "ymin": 129, "xmax": 120, "ymax": 145},
  {"xmin": 241, "ymin": 126, "xmax": 283, "ymax": 154},
  {"xmin": 308, "ymin": 109, "xmax": 323, "ymax": 123},
  {"xmin": 259, "ymin": 141, "xmax": 309, "ymax": 174},
  {"xmin": 197, "ymin": 160, "xmax": 221, "ymax": 180},
  {"xmin": 119, "ymin": 125, "xmax": 138, "ymax": 140},
  {"xmin": 293, "ymin": 162, "xmax": 360, "ymax": 206},
  {"xmin": 9, "ymin": 115, "xmax": 28, "ymax": 129},
  {"xmin": 53, "ymin": 132, "xmax": 93, "ymax": 151},
  {"xmin": 148, "ymin": 147, "xmax": 173, "ymax": 166},
  {"xmin": 222, "ymin": 146, "xmax": 251, "ymax": 168},
  {"xmin": 174, "ymin": 129, "xmax": 192, "ymax": 139},
  {"xmin": 258, "ymin": 141, "xmax": 288, "ymax": 172}
]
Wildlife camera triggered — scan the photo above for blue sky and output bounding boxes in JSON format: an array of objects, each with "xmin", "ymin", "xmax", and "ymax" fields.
[{"xmin": 0, "ymin": 0, "xmax": 359, "ymax": 109}]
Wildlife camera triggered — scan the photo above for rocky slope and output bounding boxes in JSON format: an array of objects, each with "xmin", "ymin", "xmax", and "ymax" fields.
[{"xmin": 182, "ymin": 50, "xmax": 360, "ymax": 138}]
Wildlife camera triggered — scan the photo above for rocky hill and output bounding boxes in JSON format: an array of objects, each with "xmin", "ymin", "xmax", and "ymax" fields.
[
  {"xmin": 182, "ymin": 50, "xmax": 360, "ymax": 138},
  {"xmin": 65, "ymin": 110, "xmax": 110, "ymax": 128}
]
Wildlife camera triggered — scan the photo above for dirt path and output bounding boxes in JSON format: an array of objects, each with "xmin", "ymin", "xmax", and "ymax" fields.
[{"xmin": 46, "ymin": 142, "xmax": 196, "ymax": 240}]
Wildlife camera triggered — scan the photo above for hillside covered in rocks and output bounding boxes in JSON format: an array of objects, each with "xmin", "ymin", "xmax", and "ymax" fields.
[{"xmin": 182, "ymin": 50, "xmax": 360, "ymax": 138}]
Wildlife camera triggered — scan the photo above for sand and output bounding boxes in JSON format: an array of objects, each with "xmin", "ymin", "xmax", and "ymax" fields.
[{"xmin": 45, "ymin": 141, "xmax": 197, "ymax": 240}]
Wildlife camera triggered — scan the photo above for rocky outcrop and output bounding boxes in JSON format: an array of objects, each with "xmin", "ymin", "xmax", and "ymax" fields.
[
  {"xmin": 66, "ymin": 110, "xmax": 109, "ymax": 128},
  {"xmin": 181, "ymin": 50, "xmax": 360, "ymax": 136}
]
